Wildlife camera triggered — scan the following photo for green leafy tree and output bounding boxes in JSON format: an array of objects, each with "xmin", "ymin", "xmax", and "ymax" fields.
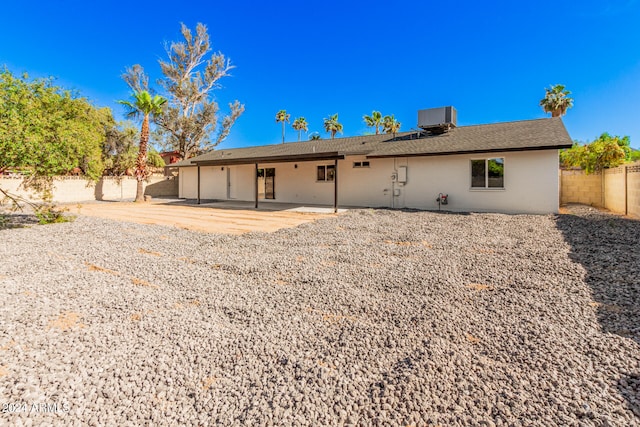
[
  {"xmin": 560, "ymin": 132, "xmax": 631, "ymax": 173},
  {"xmin": 102, "ymin": 121, "xmax": 164, "ymax": 175},
  {"xmin": 309, "ymin": 132, "xmax": 321, "ymax": 140},
  {"xmin": 142, "ymin": 23, "xmax": 244, "ymax": 159},
  {"xmin": 323, "ymin": 113, "xmax": 343, "ymax": 139},
  {"xmin": 146, "ymin": 150, "xmax": 165, "ymax": 168},
  {"xmin": 291, "ymin": 117, "xmax": 308, "ymax": 141},
  {"xmin": 0, "ymin": 68, "xmax": 109, "ymax": 205},
  {"xmin": 275, "ymin": 110, "xmax": 290, "ymax": 143},
  {"xmin": 118, "ymin": 91, "xmax": 167, "ymax": 202},
  {"xmin": 103, "ymin": 121, "xmax": 138, "ymax": 176},
  {"xmin": 540, "ymin": 84, "xmax": 574, "ymax": 117},
  {"xmin": 363, "ymin": 111, "xmax": 383, "ymax": 134},
  {"xmin": 383, "ymin": 114, "xmax": 401, "ymax": 137}
]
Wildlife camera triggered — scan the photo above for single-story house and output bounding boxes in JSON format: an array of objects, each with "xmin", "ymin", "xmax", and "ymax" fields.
[{"xmin": 173, "ymin": 107, "xmax": 573, "ymax": 214}]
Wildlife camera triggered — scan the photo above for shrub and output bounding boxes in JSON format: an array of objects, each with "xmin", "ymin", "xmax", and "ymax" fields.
[{"xmin": 34, "ymin": 204, "xmax": 74, "ymax": 225}]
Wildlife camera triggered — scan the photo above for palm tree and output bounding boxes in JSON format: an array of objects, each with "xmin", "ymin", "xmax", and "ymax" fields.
[
  {"xmin": 323, "ymin": 113, "xmax": 343, "ymax": 139},
  {"xmin": 275, "ymin": 110, "xmax": 290, "ymax": 143},
  {"xmin": 309, "ymin": 132, "xmax": 321, "ymax": 140},
  {"xmin": 118, "ymin": 91, "xmax": 167, "ymax": 202},
  {"xmin": 540, "ymin": 84, "xmax": 574, "ymax": 117},
  {"xmin": 363, "ymin": 110, "xmax": 383, "ymax": 134},
  {"xmin": 383, "ymin": 114, "xmax": 401, "ymax": 137},
  {"xmin": 291, "ymin": 117, "xmax": 308, "ymax": 141}
]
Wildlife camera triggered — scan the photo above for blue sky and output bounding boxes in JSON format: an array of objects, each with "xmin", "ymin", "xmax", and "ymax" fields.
[{"xmin": 2, "ymin": 1, "xmax": 639, "ymax": 149}]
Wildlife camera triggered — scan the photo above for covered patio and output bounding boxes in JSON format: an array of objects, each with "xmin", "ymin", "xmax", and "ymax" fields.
[{"xmin": 191, "ymin": 153, "xmax": 345, "ymax": 212}]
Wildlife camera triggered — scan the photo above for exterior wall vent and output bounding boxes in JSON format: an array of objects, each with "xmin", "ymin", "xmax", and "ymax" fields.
[{"xmin": 418, "ymin": 106, "xmax": 457, "ymax": 134}]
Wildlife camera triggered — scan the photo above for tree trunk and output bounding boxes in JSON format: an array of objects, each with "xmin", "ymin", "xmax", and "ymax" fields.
[
  {"xmin": 135, "ymin": 115, "xmax": 149, "ymax": 202},
  {"xmin": 136, "ymin": 179, "xmax": 144, "ymax": 202}
]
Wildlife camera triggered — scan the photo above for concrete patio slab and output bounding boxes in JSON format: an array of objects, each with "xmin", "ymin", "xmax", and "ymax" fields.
[{"xmin": 74, "ymin": 198, "xmax": 341, "ymax": 234}]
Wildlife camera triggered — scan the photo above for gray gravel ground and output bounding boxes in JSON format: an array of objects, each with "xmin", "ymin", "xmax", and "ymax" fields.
[{"xmin": 1, "ymin": 205, "xmax": 639, "ymax": 426}]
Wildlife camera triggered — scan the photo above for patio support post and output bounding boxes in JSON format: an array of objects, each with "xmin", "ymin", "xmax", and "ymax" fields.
[
  {"xmin": 334, "ymin": 159, "xmax": 338, "ymax": 213},
  {"xmin": 197, "ymin": 166, "xmax": 201, "ymax": 205},
  {"xmin": 255, "ymin": 163, "xmax": 259, "ymax": 209}
]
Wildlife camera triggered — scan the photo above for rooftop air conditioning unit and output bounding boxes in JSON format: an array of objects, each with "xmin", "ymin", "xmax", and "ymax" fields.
[{"xmin": 418, "ymin": 106, "xmax": 457, "ymax": 133}]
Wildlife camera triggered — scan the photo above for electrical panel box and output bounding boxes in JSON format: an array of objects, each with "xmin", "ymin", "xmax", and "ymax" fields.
[{"xmin": 397, "ymin": 166, "xmax": 407, "ymax": 183}]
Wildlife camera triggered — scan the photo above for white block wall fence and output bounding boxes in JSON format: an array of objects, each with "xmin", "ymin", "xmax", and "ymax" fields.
[{"xmin": 0, "ymin": 175, "xmax": 178, "ymax": 204}]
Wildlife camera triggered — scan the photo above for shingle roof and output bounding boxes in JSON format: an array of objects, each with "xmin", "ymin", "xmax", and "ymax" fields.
[
  {"xmin": 368, "ymin": 117, "xmax": 572, "ymax": 157},
  {"xmin": 173, "ymin": 118, "xmax": 572, "ymax": 167}
]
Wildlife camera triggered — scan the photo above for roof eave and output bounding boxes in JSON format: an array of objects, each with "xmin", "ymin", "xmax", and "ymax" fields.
[
  {"xmin": 366, "ymin": 144, "xmax": 573, "ymax": 159},
  {"xmin": 192, "ymin": 152, "xmax": 345, "ymax": 166}
]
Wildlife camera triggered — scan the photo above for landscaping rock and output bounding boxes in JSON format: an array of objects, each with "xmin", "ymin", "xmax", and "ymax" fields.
[{"xmin": 0, "ymin": 205, "xmax": 638, "ymax": 425}]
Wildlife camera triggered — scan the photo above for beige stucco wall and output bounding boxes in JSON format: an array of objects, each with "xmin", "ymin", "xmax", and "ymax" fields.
[
  {"xmin": 1, "ymin": 176, "xmax": 174, "ymax": 203},
  {"xmin": 266, "ymin": 150, "xmax": 559, "ymax": 214},
  {"xmin": 268, "ymin": 161, "xmax": 336, "ymax": 205},
  {"xmin": 560, "ymin": 170, "xmax": 603, "ymax": 207},
  {"xmin": 179, "ymin": 168, "xmax": 198, "ymax": 199},
  {"xmin": 179, "ymin": 164, "xmax": 257, "ymax": 201},
  {"xmin": 178, "ymin": 149, "xmax": 561, "ymax": 214},
  {"xmin": 338, "ymin": 157, "xmax": 395, "ymax": 207},
  {"xmin": 200, "ymin": 166, "xmax": 227, "ymax": 199},
  {"xmin": 399, "ymin": 150, "xmax": 560, "ymax": 214},
  {"xmin": 229, "ymin": 165, "xmax": 256, "ymax": 201}
]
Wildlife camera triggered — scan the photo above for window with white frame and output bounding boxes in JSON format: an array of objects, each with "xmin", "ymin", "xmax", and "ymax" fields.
[
  {"xmin": 471, "ymin": 158, "xmax": 504, "ymax": 188},
  {"xmin": 317, "ymin": 165, "xmax": 335, "ymax": 182},
  {"xmin": 353, "ymin": 161, "xmax": 370, "ymax": 168}
]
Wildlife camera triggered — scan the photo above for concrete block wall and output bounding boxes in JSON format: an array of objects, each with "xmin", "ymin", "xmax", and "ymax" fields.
[
  {"xmin": 560, "ymin": 170, "xmax": 602, "ymax": 207},
  {"xmin": 144, "ymin": 177, "xmax": 179, "ymax": 198},
  {"xmin": 94, "ymin": 178, "xmax": 137, "ymax": 201},
  {"xmin": 603, "ymin": 168, "xmax": 626, "ymax": 214},
  {"xmin": 0, "ymin": 175, "xmax": 178, "ymax": 204},
  {"xmin": 560, "ymin": 162, "xmax": 640, "ymax": 219},
  {"xmin": 626, "ymin": 165, "xmax": 640, "ymax": 218},
  {"xmin": 0, "ymin": 177, "xmax": 25, "ymax": 200}
]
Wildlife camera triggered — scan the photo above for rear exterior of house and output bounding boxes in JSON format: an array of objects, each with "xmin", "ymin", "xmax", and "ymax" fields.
[{"xmin": 174, "ymin": 112, "xmax": 573, "ymax": 214}]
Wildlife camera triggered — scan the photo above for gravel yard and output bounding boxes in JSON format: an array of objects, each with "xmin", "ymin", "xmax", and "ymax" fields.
[{"xmin": 1, "ymin": 205, "xmax": 639, "ymax": 426}]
